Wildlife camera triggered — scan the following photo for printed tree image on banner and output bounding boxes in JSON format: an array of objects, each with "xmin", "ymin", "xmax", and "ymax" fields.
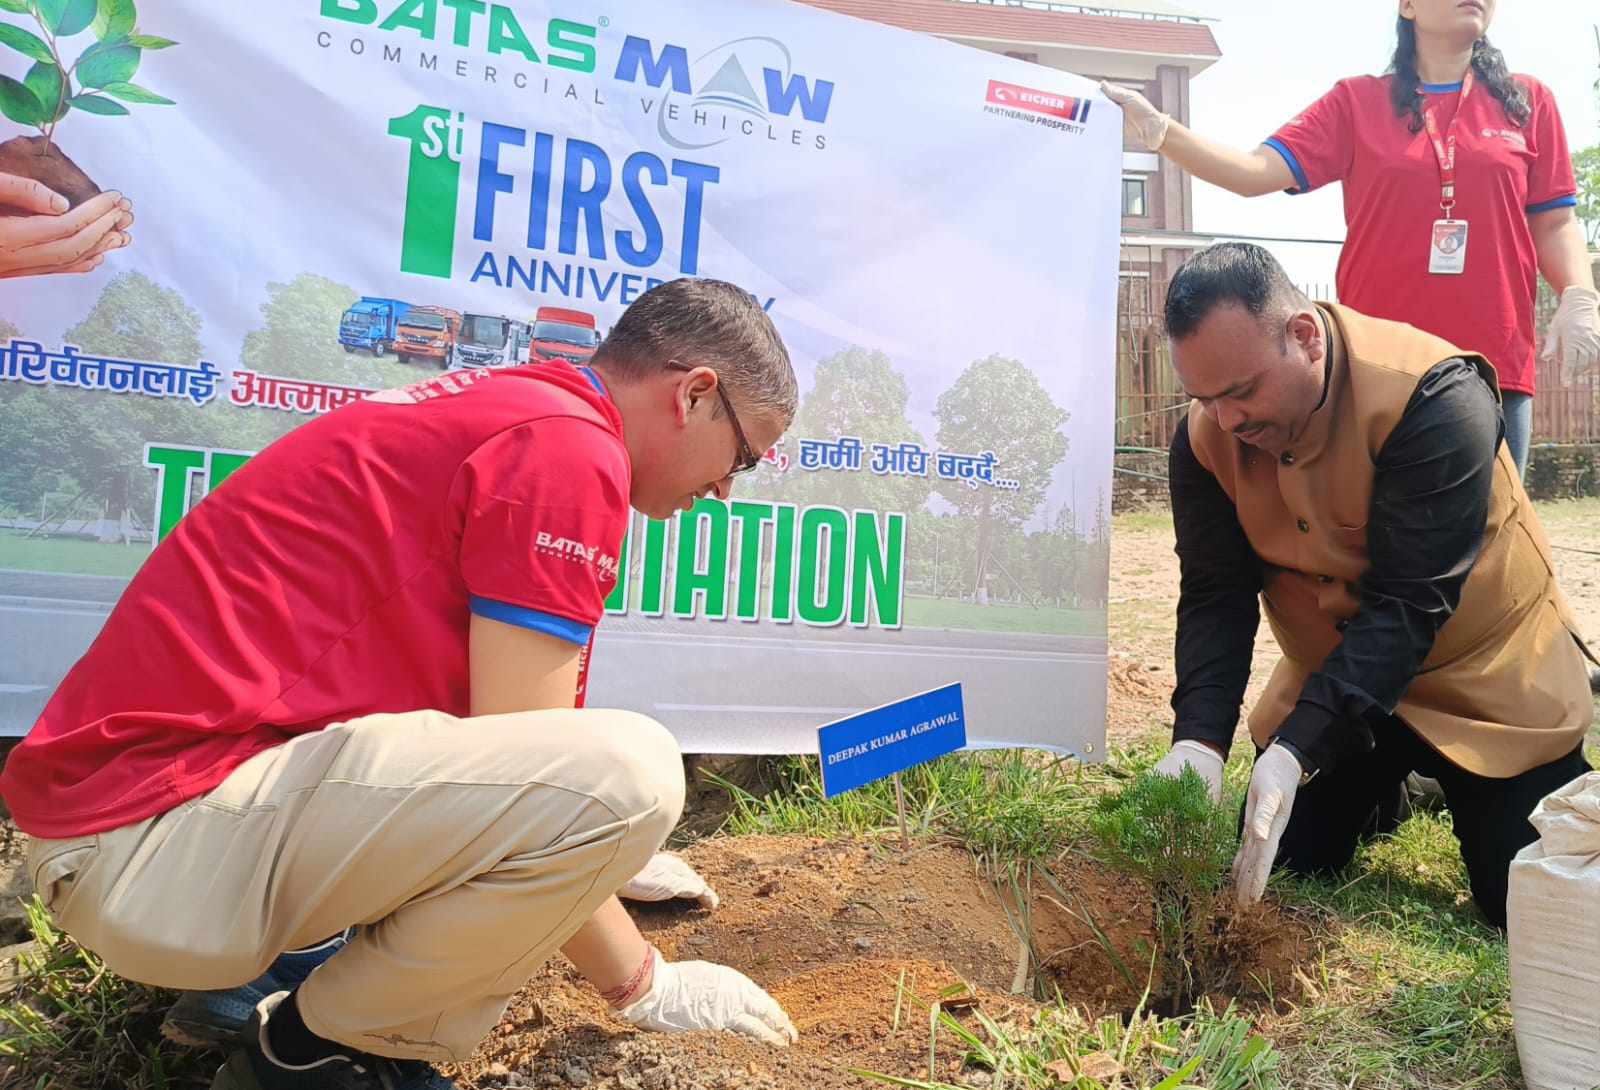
[
  {"xmin": 757, "ymin": 347, "xmax": 934, "ymax": 517},
  {"xmin": 934, "ymin": 355, "xmax": 1069, "ymax": 604}
]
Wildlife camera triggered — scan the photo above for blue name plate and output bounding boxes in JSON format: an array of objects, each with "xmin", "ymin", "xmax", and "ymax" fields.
[{"xmin": 818, "ymin": 683, "xmax": 967, "ymax": 798}]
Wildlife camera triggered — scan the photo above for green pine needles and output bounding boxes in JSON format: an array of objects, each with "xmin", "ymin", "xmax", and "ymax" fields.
[{"xmin": 1091, "ymin": 767, "xmax": 1237, "ymax": 1010}]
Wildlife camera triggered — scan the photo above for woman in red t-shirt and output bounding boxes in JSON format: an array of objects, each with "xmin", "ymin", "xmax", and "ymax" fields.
[{"xmin": 1105, "ymin": 0, "xmax": 1599, "ymax": 478}]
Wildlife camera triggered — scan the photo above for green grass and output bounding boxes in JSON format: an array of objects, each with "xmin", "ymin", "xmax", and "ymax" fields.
[
  {"xmin": 0, "ymin": 739, "xmax": 1537, "ymax": 1090},
  {"xmin": 711, "ymin": 740, "xmax": 1529, "ymax": 1090},
  {"xmin": 903, "ymin": 596, "xmax": 1106, "ymax": 637},
  {"xmin": 709, "ymin": 748, "xmax": 1156, "ymax": 872},
  {"xmin": 1528, "ymin": 494, "xmax": 1600, "ymax": 532},
  {"xmin": 858, "ymin": 991, "xmax": 1279, "ymax": 1089},
  {"xmin": 1246, "ymin": 760, "xmax": 1520, "ymax": 1089},
  {"xmin": 1111, "ymin": 510, "xmax": 1174, "ymax": 535},
  {"xmin": 0, "ymin": 897, "xmax": 214, "ymax": 1090},
  {"xmin": 0, "ymin": 530, "xmax": 147, "ymax": 578}
]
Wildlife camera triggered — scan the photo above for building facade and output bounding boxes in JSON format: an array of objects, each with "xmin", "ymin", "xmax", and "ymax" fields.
[{"xmin": 796, "ymin": 0, "xmax": 1222, "ymax": 448}]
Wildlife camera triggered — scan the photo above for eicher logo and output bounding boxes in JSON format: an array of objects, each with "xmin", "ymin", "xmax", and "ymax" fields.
[
  {"xmin": 615, "ymin": 34, "xmax": 835, "ymax": 151},
  {"xmin": 985, "ymin": 80, "xmax": 1091, "ymax": 123}
]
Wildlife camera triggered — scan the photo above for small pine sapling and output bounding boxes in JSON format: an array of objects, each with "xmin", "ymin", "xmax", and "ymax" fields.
[{"xmin": 1091, "ymin": 766, "xmax": 1237, "ymax": 1010}]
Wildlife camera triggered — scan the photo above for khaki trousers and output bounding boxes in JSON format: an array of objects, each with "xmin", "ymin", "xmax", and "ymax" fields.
[{"xmin": 25, "ymin": 708, "xmax": 685, "ymax": 1063}]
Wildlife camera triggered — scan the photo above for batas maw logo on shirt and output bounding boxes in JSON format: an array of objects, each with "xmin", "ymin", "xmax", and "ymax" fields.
[
  {"xmin": 366, "ymin": 368, "xmax": 495, "ymax": 403},
  {"xmin": 535, "ymin": 530, "xmax": 620, "ymax": 580},
  {"xmin": 1480, "ymin": 127, "xmax": 1528, "ymax": 151}
]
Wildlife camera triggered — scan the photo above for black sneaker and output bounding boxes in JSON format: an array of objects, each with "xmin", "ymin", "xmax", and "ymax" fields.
[{"xmin": 210, "ymin": 992, "xmax": 455, "ymax": 1090}]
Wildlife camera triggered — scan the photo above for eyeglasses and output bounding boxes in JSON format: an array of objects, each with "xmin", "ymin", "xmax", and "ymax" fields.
[{"xmin": 666, "ymin": 361, "xmax": 762, "ymax": 478}]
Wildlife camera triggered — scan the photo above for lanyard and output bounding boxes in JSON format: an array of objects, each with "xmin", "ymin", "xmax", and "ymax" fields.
[{"xmin": 1420, "ymin": 70, "xmax": 1474, "ymax": 218}]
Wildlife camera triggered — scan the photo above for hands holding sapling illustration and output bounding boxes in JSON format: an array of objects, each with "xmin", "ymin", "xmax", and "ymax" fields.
[{"xmin": 0, "ymin": 174, "xmax": 130, "ymax": 277}]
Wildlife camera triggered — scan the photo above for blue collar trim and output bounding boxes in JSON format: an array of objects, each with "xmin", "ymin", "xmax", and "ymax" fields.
[{"xmin": 578, "ymin": 365, "xmax": 608, "ymax": 399}]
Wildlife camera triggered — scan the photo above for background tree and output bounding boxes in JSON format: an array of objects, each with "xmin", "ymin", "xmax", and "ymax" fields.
[
  {"xmin": 1073, "ymin": 488, "xmax": 1112, "ymax": 609},
  {"xmin": 933, "ymin": 355, "xmax": 1069, "ymax": 602},
  {"xmin": 1574, "ymin": 145, "xmax": 1600, "ymax": 248},
  {"xmin": 750, "ymin": 346, "xmax": 933, "ymax": 518},
  {"xmin": 0, "ymin": 272, "xmax": 384, "ymax": 534},
  {"xmin": 1028, "ymin": 504, "xmax": 1083, "ymax": 608},
  {"xmin": 904, "ymin": 512, "xmax": 976, "ymax": 598},
  {"xmin": 0, "ymin": 273, "xmax": 226, "ymax": 533},
  {"xmin": 239, "ymin": 273, "xmax": 426, "ymax": 390}
]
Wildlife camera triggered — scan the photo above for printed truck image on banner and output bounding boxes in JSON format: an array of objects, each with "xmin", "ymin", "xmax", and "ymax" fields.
[{"xmin": 0, "ymin": 0, "xmax": 1119, "ymax": 756}]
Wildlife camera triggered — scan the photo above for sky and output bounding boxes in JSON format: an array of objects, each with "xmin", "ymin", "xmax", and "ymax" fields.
[{"xmin": 1184, "ymin": 0, "xmax": 1600, "ymax": 290}]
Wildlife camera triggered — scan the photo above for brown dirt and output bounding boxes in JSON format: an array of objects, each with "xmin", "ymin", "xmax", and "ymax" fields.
[
  {"xmin": 1537, "ymin": 499, "xmax": 1600, "ymax": 652},
  {"xmin": 1105, "ymin": 515, "xmax": 1188, "ymax": 740},
  {"xmin": 628, "ymin": 838, "xmax": 1019, "ymax": 992},
  {"xmin": 0, "ymin": 135, "xmax": 101, "ymax": 210},
  {"xmin": 448, "ymin": 836, "xmax": 1320, "ymax": 1090},
  {"xmin": 0, "ymin": 822, "xmax": 28, "ymax": 948},
  {"xmin": 1033, "ymin": 852, "xmax": 1314, "ymax": 1019},
  {"xmin": 1105, "ymin": 514, "xmax": 1286, "ymax": 742},
  {"xmin": 6, "ymin": 504, "xmax": 1587, "ymax": 1087},
  {"xmin": 0, "ymin": 745, "xmax": 31, "ymax": 952}
]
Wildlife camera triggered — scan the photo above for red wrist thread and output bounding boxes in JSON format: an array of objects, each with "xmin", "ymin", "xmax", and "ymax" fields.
[{"xmin": 603, "ymin": 945, "xmax": 657, "ymax": 1009}]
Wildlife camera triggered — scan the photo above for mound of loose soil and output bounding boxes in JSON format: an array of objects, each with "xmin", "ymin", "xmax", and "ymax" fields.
[
  {"xmin": 449, "ymin": 836, "xmax": 1321, "ymax": 1090},
  {"xmin": 1033, "ymin": 852, "xmax": 1315, "ymax": 1019}
]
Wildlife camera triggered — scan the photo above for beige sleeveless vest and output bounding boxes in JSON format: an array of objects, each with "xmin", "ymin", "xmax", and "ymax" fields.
[{"xmin": 1188, "ymin": 304, "xmax": 1591, "ymax": 777}]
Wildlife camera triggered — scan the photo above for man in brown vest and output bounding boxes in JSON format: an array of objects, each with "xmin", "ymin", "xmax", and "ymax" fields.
[{"xmin": 1151, "ymin": 243, "xmax": 1594, "ymax": 929}]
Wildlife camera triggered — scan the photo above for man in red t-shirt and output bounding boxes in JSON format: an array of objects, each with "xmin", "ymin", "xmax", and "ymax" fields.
[{"xmin": 1, "ymin": 279, "xmax": 799, "ymax": 1090}]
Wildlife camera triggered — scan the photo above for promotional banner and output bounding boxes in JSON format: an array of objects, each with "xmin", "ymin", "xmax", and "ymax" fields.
[{"xmin": 0, "ymin": 0, "xmax": 1119, "ymax": 755}]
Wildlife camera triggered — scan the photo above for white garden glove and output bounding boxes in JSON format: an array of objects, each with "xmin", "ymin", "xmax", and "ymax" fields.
[
  {"xmin": 1151, "ymin": 739, "xmax": 1225, "ymax": 805},
  {"xmin": 1541, "ymin": 285, "xmax": 1600, "ymax": 385},
  {"xmin": 1230, "ymin": 743, "xmax": 1304, "ymax": 906},
  {"xmin": 1100, "ymin": 81, "xmax": 1170, "ymax": 151},
  {"xmin": 618, "ymin": 953, "xmax": 799, "ymax": 1046},
  {"xmin": 618, "ymin": 852, "xmax": 720, "ymax": 910}
]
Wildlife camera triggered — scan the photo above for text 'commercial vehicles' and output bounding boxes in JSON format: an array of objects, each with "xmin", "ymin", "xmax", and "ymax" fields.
[
  {"xmin": 395, "ymin": 306, "xmax": 462, "ymax": 368},
  {"xmin": 338, "ymin": 297, "xmax": 413, "ymax": 357}
]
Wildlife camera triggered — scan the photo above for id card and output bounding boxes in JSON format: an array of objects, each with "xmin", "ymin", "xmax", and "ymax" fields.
[{"xmin": 1429, "ymin": 219, "xmax": 1468, "ymax": 275}]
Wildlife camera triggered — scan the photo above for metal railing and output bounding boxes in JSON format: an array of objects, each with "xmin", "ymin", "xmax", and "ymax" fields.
[
  {"xmin": 1532, "ymin": 283, "xmax": 1600, "ymax": 443},
  {"xmin": 1117, "ymin": 272, "xmax": 1599, "ymax": 448}
]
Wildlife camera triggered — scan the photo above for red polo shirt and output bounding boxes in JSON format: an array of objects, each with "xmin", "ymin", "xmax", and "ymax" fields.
[
  {"xmin": 1, "ymin": 363, "xmax": 630, "ymax": 839},
  {"xmin": 1266, "ymin": 73, "xmax": 1576, "ymax": 394}
]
